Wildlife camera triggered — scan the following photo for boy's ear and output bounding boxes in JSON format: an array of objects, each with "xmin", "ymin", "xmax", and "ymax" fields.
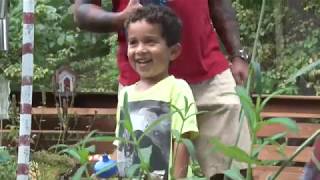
[{"xmin": 169, "ymin": 43, "xmax": 182, "ymax": 61}]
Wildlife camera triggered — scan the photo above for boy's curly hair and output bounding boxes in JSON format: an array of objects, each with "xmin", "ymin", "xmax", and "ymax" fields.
[{"xmin": 125, "ymin": 5, "xmax": 182, "ymax": 47}]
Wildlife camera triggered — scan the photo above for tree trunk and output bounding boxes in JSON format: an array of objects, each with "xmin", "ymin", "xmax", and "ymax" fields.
[{"xmin": 273, "ymin": 0, "xmax": 285, "ymax": 64}]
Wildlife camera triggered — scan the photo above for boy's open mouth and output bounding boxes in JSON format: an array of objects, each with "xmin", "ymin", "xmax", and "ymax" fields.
[{"xmin": 136, "ymin": 59, "xmax": 152, "ymax": 64}]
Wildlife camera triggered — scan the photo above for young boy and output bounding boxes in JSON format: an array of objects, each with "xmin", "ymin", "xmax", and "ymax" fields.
[{"xmin": 114, "ymin": 5, "xmax": 198, "ymax": 180}]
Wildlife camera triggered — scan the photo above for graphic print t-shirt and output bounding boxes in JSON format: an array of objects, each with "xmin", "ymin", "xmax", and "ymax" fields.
[{"xmin": 115, "ymin": 76, "xmax": 198, "ymax": 179}]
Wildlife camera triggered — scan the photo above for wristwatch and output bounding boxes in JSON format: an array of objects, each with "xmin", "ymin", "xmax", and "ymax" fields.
[{"xmin": 229, "ymin": 48, "xmax": 250, "ymax": 64}]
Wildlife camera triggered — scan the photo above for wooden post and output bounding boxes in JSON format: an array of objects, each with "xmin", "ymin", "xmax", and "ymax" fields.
[
  {"xmin": 0, "ymin": 76, "xmax": 10, "ymax": 146},
  {"xmin": 16, "ymin": 0, "xmax": 35, "ymax": 179}
]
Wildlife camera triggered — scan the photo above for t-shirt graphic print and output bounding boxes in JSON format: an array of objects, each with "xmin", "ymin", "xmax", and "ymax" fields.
[{"xmin": 117, "ymin": 100, "xmax": 171, "ymax": 179}]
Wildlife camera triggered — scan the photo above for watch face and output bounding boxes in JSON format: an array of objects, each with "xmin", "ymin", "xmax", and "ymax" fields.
[
  {"xmin": 140, "ymin": 0, "xmax": 168, "ymax": 6},
  {"xmin": 239, "ymin": 49, "xmax": 249, "ymax": 61}
]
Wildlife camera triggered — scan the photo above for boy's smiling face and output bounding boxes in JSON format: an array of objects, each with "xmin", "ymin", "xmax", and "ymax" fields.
[{"xmin": 127, "ymin": 19, "xmax": 180, "ymax": 83}]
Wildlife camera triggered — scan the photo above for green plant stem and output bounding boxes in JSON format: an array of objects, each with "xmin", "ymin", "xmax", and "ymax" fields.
[
  {"xmin": 271, "ymin": 130, "xmax": 320, "ymax": 180},
  {"xmin": 85, "ymin": 167, "xmax": 90, "ymax": 178},
  {"xmin": 246, "ymin": 135, "xmax": 256, "ymax": 180},
  {"xmin": 132, "ymin": 131, "xmax": 151, "ymax": 177},
  {"xmin": 250, "ymin": 0, "xmax": 266, "ymax": 65},
  {"xmin": 225, "ymin": 2, "xmax": 266, "ymax": 179},
  {"xmin": 0, "ymin": 119, "xmax": 3, "ymax": 146}
]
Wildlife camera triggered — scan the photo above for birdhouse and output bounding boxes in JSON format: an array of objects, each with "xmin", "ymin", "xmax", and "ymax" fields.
[{"xmin": 53, "ymin": 66, "xmax": 77, "ymax": 98}]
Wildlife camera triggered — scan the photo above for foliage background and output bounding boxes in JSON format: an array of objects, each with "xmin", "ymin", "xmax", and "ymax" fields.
[
  {"xmin": 0, "ymin": 0, "xmax": 319, "ymax": 94},
  {"xmin": 0, "ymin": 0, "xmax": 117, "ymax": 93}
]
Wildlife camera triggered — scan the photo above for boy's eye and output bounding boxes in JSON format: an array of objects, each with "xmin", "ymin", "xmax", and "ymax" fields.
[
  {"xmin": 128, "ymin": 39, "xmax": 137, "ymax": 46},
  {"xmin": 145, "ymin": 38, "xmax": 157, "ymax": 45}
]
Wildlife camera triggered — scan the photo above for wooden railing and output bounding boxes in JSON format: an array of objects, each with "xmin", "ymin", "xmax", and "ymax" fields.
[
  {"xmin": 252, "ymin": 95, "xmax": 320, "ymax": 180},
  {"xmin": 2, "ymin": 93, "xmax": 320, "ymax": 179}
]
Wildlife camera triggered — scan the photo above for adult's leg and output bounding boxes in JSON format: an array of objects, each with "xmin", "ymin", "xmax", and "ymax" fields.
[{"xmin": 190, "ymin": 69, "xmax": 251, "ymax": 177}]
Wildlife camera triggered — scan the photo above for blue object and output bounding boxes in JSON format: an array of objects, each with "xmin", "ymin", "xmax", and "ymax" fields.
[
  {"xmin": 94, "ymin": 154, "xmax": 118, "ymax": 178},
  {"xmin": 140, "ymin": 0, "xmax": 168, "ymax": 6}
]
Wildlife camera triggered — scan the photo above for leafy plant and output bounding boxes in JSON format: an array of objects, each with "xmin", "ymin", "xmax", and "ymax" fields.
[
  {"xmin": 50, "ymin": 130, "xmax": 102, "ymax": 179},
  {"xmin": 1, "ymin": 0, "xmax": 118, "ymax": 92},
  {"xmin": 30, "ymin": 151, "xmax": 77, "ymax": 179},
  {"xmin": 50, "ymin": 92, "xmax": 205, "ymax": 179},
  {"xmin": 0, "ymin": 148, "xmax": 16, "ymax": 179}
]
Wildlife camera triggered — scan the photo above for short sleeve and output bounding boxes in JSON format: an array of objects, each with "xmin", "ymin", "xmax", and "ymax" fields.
[
  {"xmin": 170, "ymin": 80, "xmax": 198, "ymax": 139},
  {"xmin": 113, "ymin": 88, "xmax": 126, "ymax": 146}
]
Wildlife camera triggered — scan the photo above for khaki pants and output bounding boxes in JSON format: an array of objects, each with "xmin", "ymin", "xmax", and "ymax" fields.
[{"xmin": 190, "ymin": 69, "xmax": 251, "ymax": 177}]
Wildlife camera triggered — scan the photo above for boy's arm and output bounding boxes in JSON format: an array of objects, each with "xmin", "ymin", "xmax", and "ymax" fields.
[
  {"xmin": 173, "ymin": 141, "xmax": 189, "ymax": 178},
  {"xmin": 73, "ymin": 0, "xmax": 141, "ymax": 33},
  {"xmin": 110, "ymin": 148, "xmax": 117, "ymax": 160},
  {"xmin": 208, "ymin": 0, "xmax": 248, "ymax": 85}
]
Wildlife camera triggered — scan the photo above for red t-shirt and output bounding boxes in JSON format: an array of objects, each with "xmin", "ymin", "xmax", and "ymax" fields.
[{"xmin": 112, "ymin": 0, "xmax": 229, "ymax": 85}]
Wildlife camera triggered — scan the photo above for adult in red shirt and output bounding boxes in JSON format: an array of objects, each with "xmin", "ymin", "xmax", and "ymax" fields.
[{"xmin": 74, "ymin": 0, "xmax": 251, "ymax": 179}]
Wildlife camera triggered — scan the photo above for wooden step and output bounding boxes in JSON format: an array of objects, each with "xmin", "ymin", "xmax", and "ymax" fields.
[
  {"xmin": 253, "ymin": 166, "xmax": 304, "ymax": 180},
  {"xmin": 31, "ymin": 107, "xmax": 117, "ymax": 116},
  {"xmin": 0, "ymin": 129, "xmax": 114, "ymax": 135},
  {"xmin": 261, "ymin": 112, "xmax": 320, "ymax": 119},
  {"xmin": 257, "ymin": 123, "xmax": 320, "ymax": 139},
  {"xmin": 258, "ymin": 145, "xmax": 312, "ymax": 163}
]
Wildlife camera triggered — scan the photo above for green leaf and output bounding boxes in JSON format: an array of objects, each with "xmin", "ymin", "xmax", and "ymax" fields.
[
  {"xmin": 122, "ymin": 92, "xmax": 133, "ymax": 133},
  {"xmin": 286, "ymin": 60, "xmax": 320, "ymax": 84},
  {"xmin": 60, "ymin": 148, "xmax": 81, "ymax": 162},
  {"xmin": 138, "ymin": 113, "xmax": 172, "ymax": 143},
  {"xmin": 170, "ymin": 103, "xmax": 184, "ymax": 121},
  {"xmin": 224, "ymin": 167, "xmax": 245, "ymax": 180},
  {"xmin": 258, "ymin": 118, "xmax": 298, "ymax": 133},
  {"xmin": 140, "ymin": 146, "xmax": 153, "ymax": 166},
  {"xmin": 80, "ymin": 130, "xmax": 98, "ymax": 147},
  {"xmin": 171, "ymin": 129, "xmax": 181, "ymax": 141},
  {"xmin": 126, "ymin": 164, "xmax": 141, "ymax": 178},
  {"xmin": 252, "ymin": 61, "xmax": 262, "ymax": 95},
  {"xmin": 71, "ymin": 163, "xmax": 87, "ymax": 180},
  {"xmin": 181, "ymin": 138, "xmax": 198, "ymax": 163},
  {"xmin": 49, "ymin": 144, "xmax": 69, "ymax": 151},
  {"xmin": 235, "ymin": 86, "xmax": 257, "ymax": 130},
  {"xmin": 252, "ymin": 132, "xmax": 287, "ymax": 157},
  {"xmin": 78, "ymin": 148, "xmax": 89, "ymax": 164},
  {"xmin": 86, "ymin": 135, "xmax": 116, "ymax": 142},
  {"xmin": 210, "ymin": 138, "xmax": 257, "ymax": 164},
  {"xmin": 85, "ymin": 145, "xmax": 96, "ymax": 153},
  {"xmin": 259, "ymin": 88, "xmax": 294, "ymax": 112},
  {"xmin": 0, "ymin": 150, "xmax": 11, "ymax": 164},
  {"xmin": 184, "ymin": 96, "xmax": 189, "ymax": 116}
]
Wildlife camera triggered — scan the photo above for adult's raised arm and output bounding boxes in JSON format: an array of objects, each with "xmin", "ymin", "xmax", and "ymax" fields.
[{"xmin": 74, "ymin": 0, "xmax": 141, "ymax": 33}]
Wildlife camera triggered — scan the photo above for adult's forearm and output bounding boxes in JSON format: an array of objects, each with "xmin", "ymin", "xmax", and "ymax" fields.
[
  {"xmin": 209, "ymin": 0, "xmax": 241, "ymax": 56},
  {"xmin": 74, "ymin": 1, "xmax": 125, "ymax": 33}
]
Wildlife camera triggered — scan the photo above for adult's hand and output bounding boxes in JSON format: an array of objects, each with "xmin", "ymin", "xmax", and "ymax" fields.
[
  {"xmin": 121, "ymin": 0, "xmax": 142, "ymax": 20},
  {"xmin": 74, "ymin": 0, "xmax": 142, "ymax": 32},
  {"xmin": 230, "ymin": 57, "xmax": 249, "ymax": 86}
]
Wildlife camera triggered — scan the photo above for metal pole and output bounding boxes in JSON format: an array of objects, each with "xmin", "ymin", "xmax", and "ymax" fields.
[
  {"xmin": 16, "ymin": 0, "xmax": 35, "ymax": 179},
  {"xmin": 0, "ymin": 0, "xmax": 8, "ymax": 51}
]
